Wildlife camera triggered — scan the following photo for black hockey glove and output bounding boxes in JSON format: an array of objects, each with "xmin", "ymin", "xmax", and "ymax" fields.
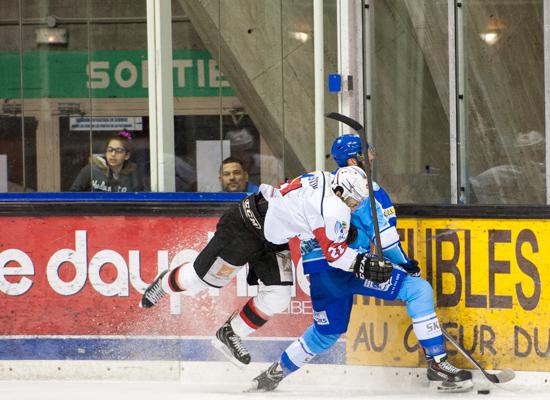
[
  {"xmin": 346, "ymin": 223, "xmax": 358, "ymax": 245},
  {"xmin": 401, "ymin": 258, "xmax": 421, "ymax": 277},
  {"xmin": 352, "ymin": 253, "xmax": 393, "ymax": 283}
]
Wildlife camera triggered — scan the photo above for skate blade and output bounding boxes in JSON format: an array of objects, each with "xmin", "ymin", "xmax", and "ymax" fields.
[
  {"xmin": 431, "ymin": 379, "xmax": 474, "ymax": 393},
  {"xmin": 243, "ymin": 381, "xmax": 261, "ymax": 393},
  {"xmin": 211, "ymin": 338, "xmax": 248, "ymax": 369},
  {"xmin": 138, "ymin": 298, "xmax": 152, "ymax": 309},
  {"xmin": 242, "ymin": 380, "xmax": 278, "ymax": 393}
]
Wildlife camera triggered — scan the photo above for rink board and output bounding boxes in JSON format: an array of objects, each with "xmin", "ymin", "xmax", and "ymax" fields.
[
  {"xmin": 0, "ymin": 215, "xmax": 321, "ymax": 362},
  {"xmin": 0, "ymin": 215, "xmax": 549, "ymax": 374},
  {"xmin": 348, "ymin": 218, "xmax": 550, "ymax": 372}
]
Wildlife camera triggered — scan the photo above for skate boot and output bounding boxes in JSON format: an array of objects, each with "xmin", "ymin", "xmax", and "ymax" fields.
[
  {"xmin": 212, "ymin": 315, "xmax": 251, "ymax": 367},
  {"xmin": 140, "ymin": 270, "xmax": 169, "ymax": 308},
  {"xmin": 249, "ymin": 362, "xmax": 284, "ymax": 392},
  {"xmin": 427, "ymin": 355, "xmax": 473, "ymax": 393}
]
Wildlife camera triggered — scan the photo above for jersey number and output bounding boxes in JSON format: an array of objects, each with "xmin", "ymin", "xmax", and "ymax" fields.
[{"xmin": 327, "ymin": 244, "xmax": 345, "ymax": 260}]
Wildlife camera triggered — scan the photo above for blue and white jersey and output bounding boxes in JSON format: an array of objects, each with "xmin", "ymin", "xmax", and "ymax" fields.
[
  {"xmin": 302, "ymin": 186, "xmax": 409, "ymax": 275},
  {"xmin": 372, "ymin": 181, "xmax": 397, "ymax": 228},
  {"xmin": 350, "ymin": 196, "xmax": 408, "ymax": 265}
]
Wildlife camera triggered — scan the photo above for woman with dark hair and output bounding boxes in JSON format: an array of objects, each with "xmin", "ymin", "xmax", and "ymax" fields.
[{"xmin": 70, "ymin": 130, "xmax": 144, "ymax": 192}]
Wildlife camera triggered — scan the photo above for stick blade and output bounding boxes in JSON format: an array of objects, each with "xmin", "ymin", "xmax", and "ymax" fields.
[
  {"xmin": 325, "ymin": 112, "xmax": 364, "ymax": 132},
  {"xmin": 494, "ymin": 368, "xmax": 515, "ymax": 383}
]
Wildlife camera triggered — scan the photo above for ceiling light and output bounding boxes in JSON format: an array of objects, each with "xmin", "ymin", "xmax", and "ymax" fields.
[
  {"xmin": 480, "ymin": 31, "xmax": 499, "ymax": 45},
  {"xmin": 289, "ymin": 31, "xmax": 309, "ymax": 43},
  {"xmin": 36, "ymin": 28, "xmax": 68, "ymax": 45}
]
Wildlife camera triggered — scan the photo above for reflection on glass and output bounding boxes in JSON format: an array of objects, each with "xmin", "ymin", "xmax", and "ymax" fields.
[
  {"xmin": 373, "ymin": 0, "xmax": 450, "ymax": 204},
  {"xmin": 172, "ymin": 0, "xmax": 286, "ymax": 192},
  {"xmin": 0, "ymin": 0, "xmax": 150, "ymax": 192},
  {"xmin": 0, "ymin": 0, "xmax": 36, "ymax": 193},
  {"xmin": 465, "ymin": 0, "xmax": 544, "ymax": 204}
]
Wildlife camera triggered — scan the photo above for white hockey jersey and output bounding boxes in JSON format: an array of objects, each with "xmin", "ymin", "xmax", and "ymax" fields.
[{"xmin": 260, "ymin": 171, "xmax": 357, "ymax": 272}]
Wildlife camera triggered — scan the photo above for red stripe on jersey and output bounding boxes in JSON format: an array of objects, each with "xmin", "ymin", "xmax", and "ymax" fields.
[
  {"xmin": 312, "ymin": 227, "xmax": 348, "ymax": 262},
  {"xmin": 278, "ymin": 177, "xmax": 303, "ymax": 196},
  {"xmin": 288, "ymin": 237, "xmax": 302, "ymax": 268}
]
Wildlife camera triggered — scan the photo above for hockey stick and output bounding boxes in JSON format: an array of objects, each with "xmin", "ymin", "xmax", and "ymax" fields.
[
  {"xmin": 442, "ymin": 328, "xmax": 515, "ymax": 384},
  {"xmin": 325, "ymin": 112, "xmax": 383, "ymax": 257}
]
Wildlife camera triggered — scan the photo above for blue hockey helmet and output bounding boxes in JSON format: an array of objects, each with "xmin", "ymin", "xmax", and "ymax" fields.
[{"xmin": 331, "ymin": 134, "xmax": 366, "ymax": 167}]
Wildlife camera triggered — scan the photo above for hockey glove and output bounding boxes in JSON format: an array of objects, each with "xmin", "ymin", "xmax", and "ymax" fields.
[
  {"xmin": 401, "ymin": 258, "xmax": 421, "ymax": 277},
  {"xmin": 346, "ymin": 223, "xmax": 358, "ymax": 245},
  {"xmin": 352, "ymin": 253, "xmax": 393, "ymax": 283}
]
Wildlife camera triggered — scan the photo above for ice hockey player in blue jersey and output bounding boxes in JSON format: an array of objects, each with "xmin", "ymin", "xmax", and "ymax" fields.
[
  {"xmin": 249, "ymin": 135, "xmax": 473, "ymax": 393},
  {"xmin": 331, "ymin": 134, "xmax": 397, "ymax": 224},
  {"xmin": 331, "ymin": 133, "xmax": 420, "ymax": 275}
]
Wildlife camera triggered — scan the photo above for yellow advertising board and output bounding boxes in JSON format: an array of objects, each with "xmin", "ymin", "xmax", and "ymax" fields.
[{"xmin": 347, "ymin": 218, "xmax": 550, "ymax": 372}]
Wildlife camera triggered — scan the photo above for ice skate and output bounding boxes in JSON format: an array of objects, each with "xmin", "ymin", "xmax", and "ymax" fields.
[
  {"xmin": 427, "ymin": 355, "xmax": 473, "ymax": 393},
  {"xmin": 247, "ymin": 362, "xmax": 284, "ymax": 392},
  {"xmin": 140, "ymin": 270, "xmax": 169, "ymax": 308},
  {"xmin": 212, "ymin": 315, "xmax": 251, "ymax": 367}
]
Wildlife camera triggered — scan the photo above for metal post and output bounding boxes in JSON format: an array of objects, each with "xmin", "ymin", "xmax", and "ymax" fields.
[
  {"xmin": 544, "ymin": 0, "xmax": 550, "ymax": 204},
  {"xmin": 448, "ymin": 0, "xmax": 458, "ymax": 204},
  {"xmin": 449, "ymin": 0, "xmax": 466, "ymax": 204},
  {"xmin": 314, "ymin": 0, "xmax": 325, "ymax": 171},
  {"xmin": 337, "ymin": 0, "xmax": 364, "ymax": 133},
  {"xmin": 363, "ymin": 0, "xmax": 374, "ymax": 150},
  {"xmin": 147, "ymin": 0, "xmax": 175, "ymax": 192},
  {"xmin": 456, "ymin": 0, "xmax": 468, "ymax": 204}
]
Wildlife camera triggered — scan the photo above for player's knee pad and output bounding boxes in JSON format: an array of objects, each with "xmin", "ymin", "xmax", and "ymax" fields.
[
  {"xmin": 253, "ymin": 284, "xmax": 292, "ymax": 316},
  {"xmin": 302, "ymin": 324, "xmax": 341, "ymax": 354},
  {"xmin": 280, "ymin": 324, "xmax": 341, "ymax": 374},
  {"xmin": 174, "ymin": 263, "xmax": 209, "ymax": 296},
  {"xmin": 404, "ymin": 278, "xmax": 435, "ymax": 318}
]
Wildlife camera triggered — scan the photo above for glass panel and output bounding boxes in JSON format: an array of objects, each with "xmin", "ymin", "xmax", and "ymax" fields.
[
  {"xmin": 28, "ymin": 0, "xmax": 149, "ymax": 192},
  {"xmin": 19, "ymin": 0, "xmax": 91, "ymax": 192},
  {"xmin": 282, "ymin": 0, "xmax": 314, "ymax": 177},
  {"xmin": 172, "ymin": 0, "xmax": 224, "ymax": 192},
  {"xmin": 372, "ymin": 0, "xmax": 450, "ymax": 204},
  {"xmin": 61, "ymin": 0, "xmax": 148, "ymax": 192},
  {"xmin": 173, "ymin": 0, "xmax": 286, "ymax": 193},
  {"xmin": 0, "ymin": 0, "xmax": 27, "ymax": 192},
  {"xmin": 465, "ymin": 0, "xmax": 544, "ymax": 204}
]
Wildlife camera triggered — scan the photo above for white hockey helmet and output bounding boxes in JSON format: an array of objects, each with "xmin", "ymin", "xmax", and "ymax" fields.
[{"xmin": 331, "ymin": 166, "xmax": 369, "ymax": 202}]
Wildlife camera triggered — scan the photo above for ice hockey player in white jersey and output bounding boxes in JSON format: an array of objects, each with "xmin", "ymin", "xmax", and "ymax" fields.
[
  {"xmin": 248, "ymin": 153, "xmax": 473, "ymax": 393},
  {"xmin": 259, "ymin": 167, "xmax": 386, "ymax": 274},
  {"xmin": 139, "ymin": 166, "xmax": 392, "ymax": 364}
]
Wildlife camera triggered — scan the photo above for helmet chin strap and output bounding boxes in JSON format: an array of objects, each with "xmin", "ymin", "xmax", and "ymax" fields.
[{"xmin": 332, "ymin": 186, "xmax": 344, "ymax": 197}]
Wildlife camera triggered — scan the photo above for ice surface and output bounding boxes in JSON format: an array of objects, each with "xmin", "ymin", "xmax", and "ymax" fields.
[
  {"xmin": 1, "ymin": 376, "xmax": 548, "ymax": 400},
  {"xmin": 0, "ymin": 361, "xmax": 547, "ymax": 400}
]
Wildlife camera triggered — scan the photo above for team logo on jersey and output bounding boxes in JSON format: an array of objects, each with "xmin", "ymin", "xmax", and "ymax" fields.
[
  {"xmin": 216, "ymin": 263, "xmax": 237, "ymax": 277},
  {"xmin": 242, "ymin": 198, "xmax": 262, "ymax": 230},
  {"xmin": 313, "ymin": 310, "xmax": 330, "ymax": 325},
  {"xmin": 383, "ymin": 206, "xmax": 396, "ymax": 219},
  {"xmin": 306, "ymin": 175, "xmax": 319, "ymax": 189},
  {"xmin": 334, "ymin": 220, "xmax": 347, "ymax": 242},
  {"xmin": 363, "ymin": 275, "xmax": 393, "ymax": 291}
]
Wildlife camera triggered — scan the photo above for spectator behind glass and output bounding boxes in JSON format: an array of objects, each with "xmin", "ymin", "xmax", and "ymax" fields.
[
  {"xmin": 70, "ymin": 130, "xmax": 144, "ymax": 192},
  {"xmin": 219, "ymin": 156, "xmax": 259, "ymax": 193}
]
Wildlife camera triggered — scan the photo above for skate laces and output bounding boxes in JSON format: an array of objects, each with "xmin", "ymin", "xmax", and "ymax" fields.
[
  {"xmin": 437, "ymin": 359, "xmax": 460, "ymax": 374},
  {"xmin": 228, "ymin": 331, "xmax": 249, "ymax": 357},
  {"xmin": 144, "ymin": 279, "xmax": 166, "ymax": 304}
]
